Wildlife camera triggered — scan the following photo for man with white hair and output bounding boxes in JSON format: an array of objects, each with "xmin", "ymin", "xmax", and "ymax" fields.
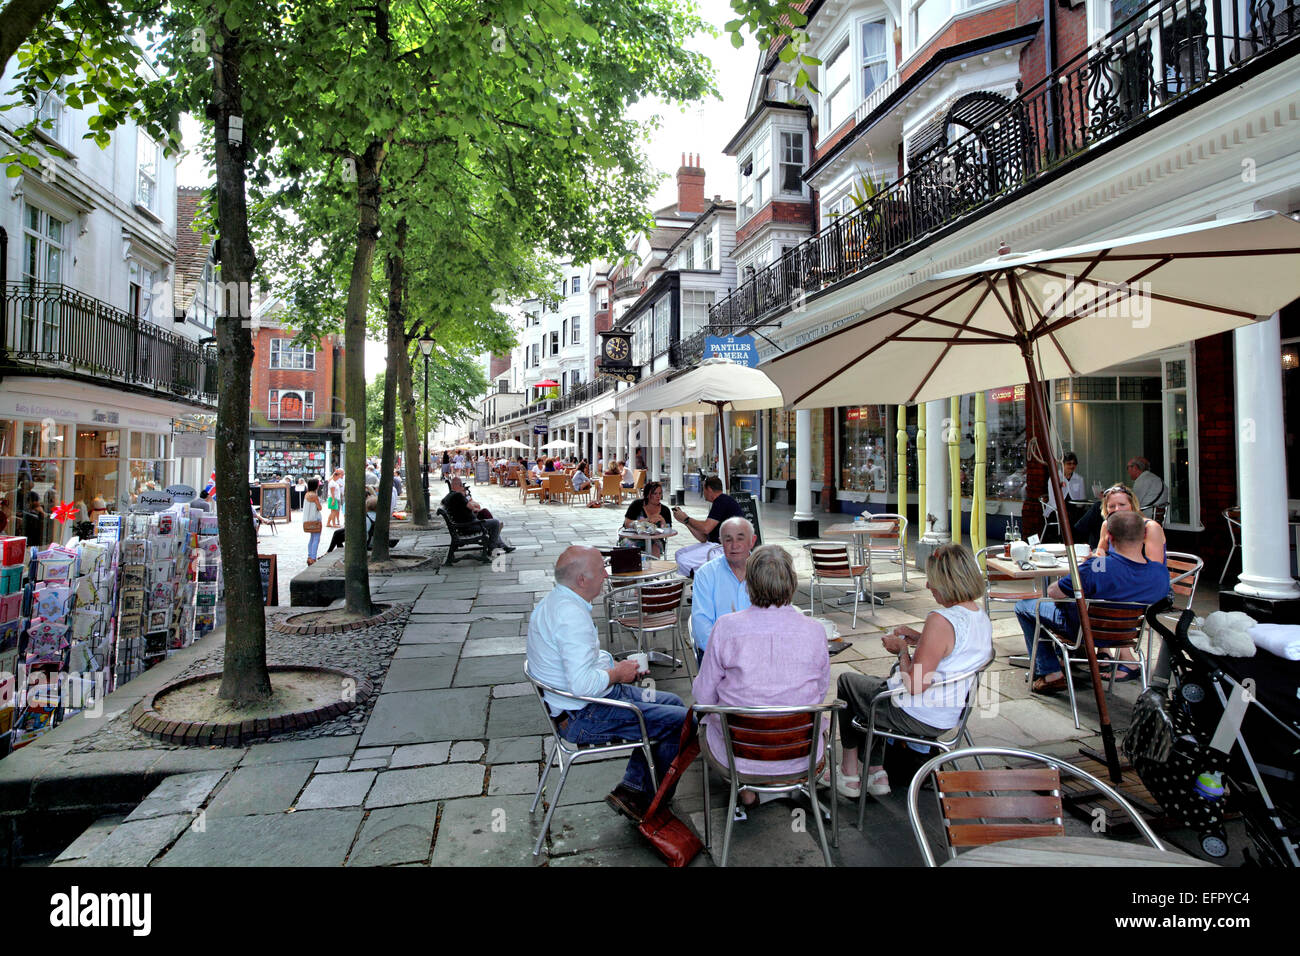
[
  {"xmin": 690, "ymin": 517, "xmax": 757, "ymax": 665},
  {"xmin": 1127, "ymin": 457, "xmax": 1169, "ymax": 511},
  {"xmin": 526, "ymin": 545, "xmax": 689, "ymax": 823}
]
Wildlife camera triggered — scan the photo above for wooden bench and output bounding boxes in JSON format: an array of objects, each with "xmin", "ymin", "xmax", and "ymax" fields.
[{"xmin": 438, "ymin": 506, "xmax": 492, "ymax": 564}]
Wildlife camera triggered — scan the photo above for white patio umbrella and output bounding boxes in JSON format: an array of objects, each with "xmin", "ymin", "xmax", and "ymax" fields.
[
  {"xmin": 496, "ymin": 438, "xmax": 532, "ymax": 451},
  {"xmin": 763, "ymin": 210, "xmax": 1300, "ymax": 778},
  {"xmin": 622, "ymin": 356, "xmax": 784, "ymax": 490},
  {"xmin": 542, "ymin": 439, "xmax": 578, "ymax": 452}
]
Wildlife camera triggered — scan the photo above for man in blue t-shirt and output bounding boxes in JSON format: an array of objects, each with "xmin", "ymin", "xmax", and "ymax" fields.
[{"xmin": 1016, "ymin": 510, "xmax": 1169, "ymax": 693}]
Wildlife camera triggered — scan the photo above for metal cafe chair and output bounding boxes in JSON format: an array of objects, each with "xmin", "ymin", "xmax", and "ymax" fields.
[
  {"xmin": 852, "ymin": 654, "xmax": 994, "ymax": 831},
  {"xmin": 1038, "ymin": 496, "xmax": 1061, "ymax": 542},
  {"xmin": 1026, "ymin": 597, "xmax": 1151, "ymax": 729},
  {"xmin": 694, "ymin": 701, "xmax": 846, "ymax": 867},
  {"xmin": 975, "ymin": 543, "xmax": 1040, "ymax": 619},
  {"xmin": 907, "ymin": 746, "xmax": 1165, "ymax": 866},
  {"xmin": 523, "ymin": 662, "xmax": 659, "ymax": 857},
  {"xmin": 804, "ymin": 541, "xmax": 873, "ymax": 628},
  {"xmin": 603, "ymin": 578, "xmax": 692, "ymax": 675},
  {"xmin": 1148, "ymin": 551, "xmax": 1204, "ymax": 671},
  {"xmin": 866, "ymin": 512, "xmax": 911, "ymax": 591},
  {"xmin": 1219, "ymin": 507, "xmax": 1241, "ymax": 586}
]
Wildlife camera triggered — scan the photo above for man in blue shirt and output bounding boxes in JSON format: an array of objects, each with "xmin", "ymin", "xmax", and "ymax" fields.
[
  {"xmin": 690, "ymin": 516, "xmax": 757, "ymax": 665},
  {"xmin": 526, "ymin": 545, "xmax": 689, "ymax": 823},
  {"xmin": 1016, "ymin": 510, "xmax": 1170, "ymax": 693}
]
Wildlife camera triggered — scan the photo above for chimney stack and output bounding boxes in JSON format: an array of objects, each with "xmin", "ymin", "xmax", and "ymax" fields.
[{"xmin": 676, "ymin": 152, "xmax": 707, "ymax": 214}]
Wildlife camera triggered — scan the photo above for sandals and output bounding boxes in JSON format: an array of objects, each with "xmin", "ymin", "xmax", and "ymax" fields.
[
  {"xmin": 1111, "ymin": 664, "xmax": 1142, "ymax": 682},
  {"xmin": 835, "ymin": 775, "xmax": 862, "ymax": 800},
  {"xmin": 1032, "ymin": 673, "xmax": 1068, "ymax": 694}
]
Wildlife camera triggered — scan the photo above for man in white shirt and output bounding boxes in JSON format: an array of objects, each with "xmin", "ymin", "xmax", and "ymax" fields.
[
  {"xmin": 526, "ymin": 545, "xmax": 689, "ymax": 823},
  {"xmin": 1127, "ymin": 457, "xmax": 1169, "ymax": 512},
  {"xmin": 1045, "ymin": 452, "xmax": 1086, "ymax": 526},
  {"xmin": 690, "ymin": 517, "xmax": 756, "ymax": 665}
]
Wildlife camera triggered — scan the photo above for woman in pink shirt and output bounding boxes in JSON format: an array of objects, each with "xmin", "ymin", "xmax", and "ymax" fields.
[{"xmin": 693, "ymin": 545, "xmax": 830, "ymax": 815}]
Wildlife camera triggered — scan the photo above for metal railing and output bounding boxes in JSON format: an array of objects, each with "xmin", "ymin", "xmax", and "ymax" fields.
[
  {"xmin": 711, "ymin": 0, "xmax": 1300, "ymax": 330},
  {"xmin": 2, "ymin": 282, "xmax": 218, "ymax": 406},
  {"xmin": 252, "ymin": 411, "xmax": 346, "ymax": 430},
  {"xmin": 555, "ymin": 377, "xmax": 615, "ymax": 411},
  {"xmin": 669, "ymin": 329, "xmax": 707, "ymax": 369}
]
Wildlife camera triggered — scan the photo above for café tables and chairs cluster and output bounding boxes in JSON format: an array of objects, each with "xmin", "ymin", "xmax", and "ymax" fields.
[{"xmin": 804, "ymin": 541, "xmax": 873, "ymax": 628}]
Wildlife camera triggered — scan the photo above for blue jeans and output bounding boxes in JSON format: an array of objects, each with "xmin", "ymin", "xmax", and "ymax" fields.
[
  {"xmin": 562, "ymin": 683, "xmax": 689, "ymax": 795},
  {"xmin": 307, "ymin": 532, "xmax": 321, "ymax": 561},
  {"xmin": 1015, "ymin": 598, "xmax": 1077, "ymax": 677}
]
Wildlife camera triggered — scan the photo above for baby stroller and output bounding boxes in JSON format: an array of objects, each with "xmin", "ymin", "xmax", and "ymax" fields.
[{"xmin": 1126, "ymin": 608, "xmax": 1300, "ymax": 866}]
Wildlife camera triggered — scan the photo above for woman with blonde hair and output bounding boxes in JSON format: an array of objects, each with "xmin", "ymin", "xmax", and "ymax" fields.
[
  {"xmin": 1091, "ymin": 483, "xmax": 1166, "ymax": 562},
  {"xmin": 833, "ymin": 543, "xmax": 993, "ymax": 799}
]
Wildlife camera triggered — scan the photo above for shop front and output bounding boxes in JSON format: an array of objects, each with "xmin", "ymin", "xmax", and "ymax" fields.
[
  {"xmin": 250, "ymin": 438, "xmax": 332, "ymax": 484},
  {"xmin": 764, "ymin": 408, "xmax": 825, "ymax": 506}
]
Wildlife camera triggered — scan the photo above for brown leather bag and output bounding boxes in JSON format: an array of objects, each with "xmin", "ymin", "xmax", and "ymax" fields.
[{"xmin": 638, "ymin": 710, "xmax": 703, "ymax": 867}]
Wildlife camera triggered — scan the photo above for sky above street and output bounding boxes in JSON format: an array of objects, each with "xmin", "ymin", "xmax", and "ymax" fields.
[{"xmin": 176, "ymin": 0, "xmax": 758, "ymax": 381}]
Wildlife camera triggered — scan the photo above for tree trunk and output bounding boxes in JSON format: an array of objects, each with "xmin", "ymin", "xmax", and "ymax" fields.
[
  {"xmin": 371, "ymin": 219, "xmax": 406, "ymax": 562},
  {"xmin": 397, "ymin": 331, "xmax": 428, "ymax": 526},
  {"xmin": 0, "ymin": 0, "xmax": 60, "ymax": 72},
  {"xmin": 342, "ymin": 140, "xmax": 386, "ymax": 616},
  {"xmin": 211, "ymin": 24, "xmax": 271, "ymax": 704}
]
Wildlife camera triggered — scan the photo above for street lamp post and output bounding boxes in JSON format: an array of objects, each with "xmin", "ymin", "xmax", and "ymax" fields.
[{"xmin": 419, "ymin": 335, "xmax": 435, "ymax": 514}]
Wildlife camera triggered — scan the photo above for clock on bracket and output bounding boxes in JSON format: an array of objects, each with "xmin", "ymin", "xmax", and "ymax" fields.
[
  {"xmin": 600, "ymin": 331, "xmax": 632, "ymax": 367},
  {"xmin": 604, "ymin": 337, "xmax": 630, "ymax": 361}
]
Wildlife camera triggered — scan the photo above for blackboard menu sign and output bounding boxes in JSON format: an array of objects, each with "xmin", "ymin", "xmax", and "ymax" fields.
[
  {"xmin": 258, "ymin": 554, "xmax": 278, "ymax": 606},
  {"xmin": 259, "ymin": 483, "xmax": 289, "ymax": 521},
  {"xmin": 732, "ymin": 491, "xmax": 762, "ymax": 545}
]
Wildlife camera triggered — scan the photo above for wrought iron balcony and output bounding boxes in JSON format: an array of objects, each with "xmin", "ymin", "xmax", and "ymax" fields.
[
  {"xmin": 1, "ymin": 282, "xmax": 218, "ymax": 407},
  {"xmin": 669, "ymin": 329, "xmax": 707, "ymax": 369},
  {"xmin": 614, "ymin": 276, "xmax": 645, "ymax": 300},
  {"xmin": 250, "ymin": 411, "xmax": 346, "ymax": 430},
  {"xmin": 711, "ymin": 0, "xmax": 1300, "ymax": 330},
  {"xmin": 556, "ymin": 377, "xmax": 615, "ymax": 411}
]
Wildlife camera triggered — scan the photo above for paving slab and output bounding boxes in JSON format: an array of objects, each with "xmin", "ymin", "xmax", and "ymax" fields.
[
  {"xmin": 394, "ymin": 643, "xmax": 464, "ymax": 660},
  {"xmin": 314, "ymin": 756, "xmax": 351, "ymax": 774},
  {"xmin": 412, "ymin": 599, "xmax": 475, "ymax": 614},
  {"xmin": 428, "ymin": 795, "xmax": 544, "ymax": 867},
  {"xmin": 148, "ymin": 748, "xmax": 247, "ymax": 776},
  {"xmin": 491, "ymin": 682, "xmax": 533, "ymax": 699},
  {"xmin": 486, "ymin": 694, "xmax": 549, "ymax": 738},
  {"xmin": 359, "ymin": 687, "xmax": 489, "ymax": 747},
  {"xmin": 158, "ymin": 809, "xmax": 365, "ymax": 867},
  {"xmin": 401, "ymin": 623, "xmax": 470, "ymax": 643},
  {"xmin": 74, "ymin": 813, "xmax": 195, "ymax": 867},
  {"xmin": 125, "ymin": 770, "xmax": 227, "ymax": 822},
  {"xmin": 548, "ymin": 842, "xmax": 668, "ymax": 867},
  {"xmin": 454, "ymin": 654, "xmax": 527, "ymax": 687},
  {"xmin": 544, "ymin": 800, "xmax": 645, "ymax": 856},
  {"xmin": 53, "ymin": 814, "xmax": 128, "ymax": 863},
  {"xmin": 381, "ymin": 656, "xmax": 458, "ymax": 693},
  {"xmin": 348, "ymin": 757, "xmax": 390, "ymax": 771},
  {"xmin": 295, "ymin": 771, "xmax": 377, "ymax": 809},
  {"xmin": 365, "ymin": 764, "xmax": 485, "ymax": 808},
  {"xmin": 346, "ymin": 801, "xmax": 440, "ymax": 867},
  {"xmin": 486, "ymin": 735, "xmax": 546, "ymax": 764},
  {"xmin": 540, "ymin": 760, "xmax": 625, "ymax": 806},
  {"xmin": 461, "ymin": 636, "xmax": 529, "ymax": 658},
  {"xmin": 488, "ymin": 763, "xmax": 540, "ymax": 796},
  {"xmin": 206, "ymin": 761, "xmax": 315, "ymax": 818},
  {"xmin": 389, "ymin": 742, "xmax": 451, "ymax": 768},
  {"xmin": 449, "ymin": 741, "xmax": 485, "ymax": 762},
  {"xmin": 467, "ymin": 620, "xmax": 529, "ymax": 639},
  {"xmin": 240, "ymin": 735, "xmax": 360, "ymax": 765}
]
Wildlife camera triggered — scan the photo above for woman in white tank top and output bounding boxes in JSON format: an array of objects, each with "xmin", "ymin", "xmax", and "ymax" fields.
[{"xmin": 833, "ymin": 544, "xmax": 993, "ymax": 800}]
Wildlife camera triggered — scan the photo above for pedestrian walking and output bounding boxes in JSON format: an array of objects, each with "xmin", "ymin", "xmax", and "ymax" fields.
[
  {"xmin": 326, "ymin": 468, "xmax": 343, "ymax": 527},
  {"xmin": 302, "ymin": 478, "xmax": 324, "ymax": 565}
]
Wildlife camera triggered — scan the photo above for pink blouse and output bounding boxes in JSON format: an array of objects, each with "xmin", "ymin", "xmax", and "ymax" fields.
[{"xmin": 692, "ymin": 604, "xmax": 831, "ymax": 777}]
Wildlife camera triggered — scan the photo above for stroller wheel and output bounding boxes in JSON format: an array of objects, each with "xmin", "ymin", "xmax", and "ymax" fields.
[{"xmin": 1200, "ymin": 832, "xmax": 1229, "ymax": 858}]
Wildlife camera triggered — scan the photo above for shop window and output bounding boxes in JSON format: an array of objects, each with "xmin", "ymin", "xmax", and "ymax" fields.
[
  {"xmin": 840, "ymin": 406, "xmax": 890, "ymax": 493},
  {"xmin": 728, "ymin": 412, "xmax": 759, "ymax": 476},
  {"xmin": 685, "ymin": 417, "xmax": 717, "ymax": 476},
  {"xmin": 767, "ymin": 410, "xmax": 826, "ymax": 483},
  {"xmin": 956, "ymin": 390, "xmax": 1028, "ymax": 502}
]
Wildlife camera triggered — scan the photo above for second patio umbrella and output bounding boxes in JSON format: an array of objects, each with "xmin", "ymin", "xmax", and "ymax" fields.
[{"xmin": 763, "ymin": 210, "xmax": 1300, "ymax": 778}]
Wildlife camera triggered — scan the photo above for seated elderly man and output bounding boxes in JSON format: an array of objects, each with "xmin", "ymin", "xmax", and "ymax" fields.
[
  {"xmin": 690, "ymin": 516, "xmax": 757, "ymax": 666},
  {"xmin": 527, "ymin": 546, "xmax": 690, "ymax": 822},
  {"xmin": 441, "ymin": 477, "xmax": 514, "ymax": 553},
  {"xmin": 1015, "ymin": 510, "xmax": 1169, "ymax": 694},
  {"xmin": 671, "ymin": 476, "xmax": 745, "ymax": 576}
]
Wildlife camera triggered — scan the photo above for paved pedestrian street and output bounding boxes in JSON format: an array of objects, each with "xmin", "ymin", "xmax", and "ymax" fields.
[{"xmin": 25, "ymin": 482, "xmax": 1225, "ymax": 869}]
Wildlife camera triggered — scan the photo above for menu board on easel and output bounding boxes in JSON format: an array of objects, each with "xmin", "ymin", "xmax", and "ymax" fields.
[{"xmin": 259, "ymin": 483, "xmax": 289, "ymax": 523}]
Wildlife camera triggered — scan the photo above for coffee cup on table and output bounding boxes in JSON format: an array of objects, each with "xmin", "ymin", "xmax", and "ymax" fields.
[
  {"xmin": 628, "ymin": 652, "xmax": 650, "ymax": 676},
  {"xmin": 1009, "ymin": 541, "xmax": 1032, "ymax": 564}
]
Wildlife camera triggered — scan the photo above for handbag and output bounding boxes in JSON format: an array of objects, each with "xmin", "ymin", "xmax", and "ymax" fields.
[
  {"xmin": 302, "ymin": 519, "xmax": 323, "ymax": 533},
  {"xmin": 637, "ymin": 709, "xmax": 703, "ymax": 867}
]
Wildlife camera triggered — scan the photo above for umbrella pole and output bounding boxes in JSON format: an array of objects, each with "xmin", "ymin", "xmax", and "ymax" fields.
[
  {"xmin": 1022, "ymin": 356, "xmax": 1123, "ymax": 782},
  {"xmin": 712, "ymin": 400, "xmax": 730, "ymax": 493}
]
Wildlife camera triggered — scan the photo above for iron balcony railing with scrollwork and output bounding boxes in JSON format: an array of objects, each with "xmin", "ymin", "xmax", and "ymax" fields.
[
  {"xmin": 669, "ymin": 329, "xmax": 707, "ymax": 369},
  {"xmin": 711, "ymin": 0, "xmax": 1300, "ymax": 331},
  {"xmin": 1, "ymin": 282, "xmax": 218, "ymax": 407},
  {"xmin": 556, "ymin": 377, "xmax": 615, "ymax": 411}
]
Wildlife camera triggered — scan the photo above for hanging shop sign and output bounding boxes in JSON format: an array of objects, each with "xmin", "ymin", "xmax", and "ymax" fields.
[
  {"xmin": 173, "ymin": 433, "xmax": 207, "ymax": 458},
  {"xmin": 704, "ymin": 335, "xmax": 757, "ymax": 367}
]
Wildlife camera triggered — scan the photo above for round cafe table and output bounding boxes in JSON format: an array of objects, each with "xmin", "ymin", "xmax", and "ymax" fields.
[
  {"xmin": 607, "ymin": 558, "xmax": 679, "ymax": 585},
  {"xmin": 825, "ymin": 521, "xmax": 897, "ymax": 606},
  {"xmin": 618, "ymin": 526, "xmax": 677, "ymax": 558}
]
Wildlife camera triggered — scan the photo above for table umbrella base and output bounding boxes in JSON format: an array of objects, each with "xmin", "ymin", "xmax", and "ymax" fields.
[{"xmin": 835, "ymin": 592, "xmax": 888, "ymax": 607}]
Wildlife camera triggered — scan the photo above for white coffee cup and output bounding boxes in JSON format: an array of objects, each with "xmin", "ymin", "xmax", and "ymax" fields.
[
  {"xmin": 628, "ymin": 652, "xmax": 650, "ymax": 675},
  {"xmin": 1073, "ymin": 543, "xmax": 1092, "ymax": 560},
  {"xmin": 1009, "ymin": 540, "xmax": 1032, "ymax": 564}
]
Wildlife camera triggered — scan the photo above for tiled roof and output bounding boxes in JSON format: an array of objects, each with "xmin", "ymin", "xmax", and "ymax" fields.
[{"xmin": 174, "ymin": 187, "xmax": 210, "ymax": 316}]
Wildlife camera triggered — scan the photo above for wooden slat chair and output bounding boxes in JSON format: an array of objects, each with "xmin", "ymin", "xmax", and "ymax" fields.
[
  {"xmin": 521, "ymin": 473, "xmax": 545, "ymax": 503},
  {"xmin": 866, "ymin": 513, "xmax": 911, "ymax": 591},
  {"xmin": 975, "ymin": 544, "xmax": 1040, "ymax": 619},
  {"xmin": 567, "ymin": 473, "xmax": 592, "ymax": 505},
  {"xmin": 804, "ymin": 542, "xmax": 873, "ymax": 628},
  {"xmin": 603, "ymin": 578, "xmax": 692, "ymax": 675},
  {"xmin": 1027, "ymin": 598, "xmax": 1150, "ymax": 728},
  {"xmin": 694, "ymin": 702, "xmax": 846, "ymax": 867},
  {"xmin": 503, "ymin": 463, "xmax": 521, "ymax": 487},
  {"xmin": 1148, "ymin": 551, "xmax": 1203, "ymax": 674},
  {"xmin": 601, "ymin": 474, "xmax": 624, "ymax": 506},
  {"xmin": 632, "ymin": 470, "xmax": 646, "ymax": 496},
  {"xmin": 907, "ymin": 746, "xmax": 1165, "ymax": 865}
]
